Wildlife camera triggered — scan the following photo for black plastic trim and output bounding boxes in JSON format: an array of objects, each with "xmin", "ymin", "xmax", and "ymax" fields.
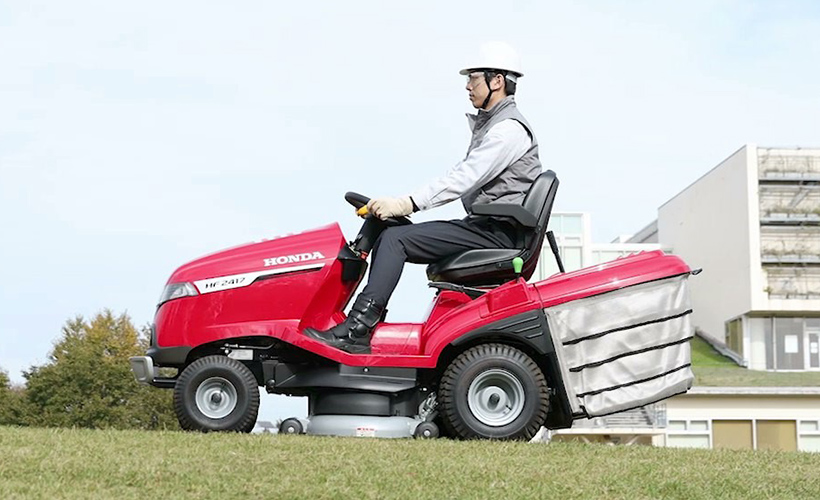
[
  {"xmin": 451, "ymin": 310, "xmax": 549, "ymax": 354},
  {"xmin": 569, "ymin": 336, "xmax": 694, "ymax": 373},
  {"xmin": 576, "ymin": 363, "xmax": 691, "ymax": 398},
  {"xmin": 471, "ymin": 203, "xmax": 538, "ymax": 227},
  {"xmin": 312, "ymin": 392, "xmax": 391, "ymax": 416},
  {"xmin": 563, "ymin": 309, "xmax": 693, "ymax": 346},
  {"xmin": 147, "ymin": 345, "xmax": 191, "ymax": 366},
  {"xmin": 149, "ymin": 377, "xmax": 177, "ymax": 389},
  {"xmin": 337, "ymin": 245, "xmax": 368, "ymax": 282},
  {"xmin": 269, "ymin": 362, "xmax": 418, "ymax": 393}
]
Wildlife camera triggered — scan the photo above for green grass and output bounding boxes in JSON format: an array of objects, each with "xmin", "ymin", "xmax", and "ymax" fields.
[
  {"xmin": 1, "ymin": 426, "xmax": 819, "ymax": 500},
  {"xmin": 690, "ymin": 336, "xmax": 820, "ymax": 387}
]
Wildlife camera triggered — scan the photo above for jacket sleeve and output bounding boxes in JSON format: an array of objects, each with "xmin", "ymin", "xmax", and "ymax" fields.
[{"xmin": 410, "ymin": 119, "xmax": 531, "ymax": 211}]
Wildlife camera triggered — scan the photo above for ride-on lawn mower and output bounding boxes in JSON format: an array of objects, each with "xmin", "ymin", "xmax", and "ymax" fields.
[{"xmin": 131, "ymin": 171, "xmax": 697, "ymax": 439}]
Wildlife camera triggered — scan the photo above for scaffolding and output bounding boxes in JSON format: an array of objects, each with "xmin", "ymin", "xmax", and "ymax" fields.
[
  {"xmin": 758, "ymin": 150, "xmax": 820, "ymax": 180},
  {"xmin": 758, "ymin": 149, "xmax": 820, "ymax": 300}
]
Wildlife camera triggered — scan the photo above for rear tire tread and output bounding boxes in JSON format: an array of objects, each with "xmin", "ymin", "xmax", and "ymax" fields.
[{"xmin": 439, "ymin": 343, "xmax": 548, "ymax": 440}]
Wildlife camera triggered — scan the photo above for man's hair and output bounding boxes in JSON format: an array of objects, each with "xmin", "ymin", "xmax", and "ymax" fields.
[{"xmin": 487, "ymin": 71, "xmax": 516, "ymax": 96}]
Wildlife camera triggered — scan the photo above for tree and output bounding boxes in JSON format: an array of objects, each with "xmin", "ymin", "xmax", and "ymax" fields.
[
  {"xmin": 22, "ymin": 310, "xmax": 178, "ymax": 430},
  {"xmin": 0, "ymin": 369, "xmax": 25, "ymax": 425}
]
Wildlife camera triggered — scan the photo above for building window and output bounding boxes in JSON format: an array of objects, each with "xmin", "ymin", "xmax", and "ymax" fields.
[
  {"xmin": 553, "ymin": 214, "xmax": 584, "ymax": 235},
  {"xmin": 725, "ymin": 318, "xmax": 744, "ymax": 357},
  {"xmin": 713, "ymin": 420, "xmax": 753, "ymax": 450},
  {"xmin": 756, "ymin": 420, "xmax": 797, "ymax": 451},
  {"xmin": 799, "ymin": 420, "xmax": 820, "ymax": 452},
  {"xmin": 667, "ymin": 420, "xmax": 710, "ymax": 449},
  {"xmin": 561, "ymin": 247, "xmax": 583, "ymax": 271},
  {"xmin": 774, "ymin": 317, "xmax": 805, "ymax": 370}
]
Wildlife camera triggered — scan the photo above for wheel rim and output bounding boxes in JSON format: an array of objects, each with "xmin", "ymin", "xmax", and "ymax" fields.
[
  {"xmin": 467, "ymin": 369, "xmax": 525, "ymax": 427},
  {"xmin": 195, "ymin": 376, "xmax": 238, "ymax": 419}
]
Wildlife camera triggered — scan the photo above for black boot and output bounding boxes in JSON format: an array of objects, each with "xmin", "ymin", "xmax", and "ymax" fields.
[{"xmin": 304, "ymin": 296, "xmax": 384, "ymax": 354}]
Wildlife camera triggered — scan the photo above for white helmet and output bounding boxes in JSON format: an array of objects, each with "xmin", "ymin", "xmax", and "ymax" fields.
[{"xmin": 459, "ymin": 41, "xmax": 523, "ymax": 80}]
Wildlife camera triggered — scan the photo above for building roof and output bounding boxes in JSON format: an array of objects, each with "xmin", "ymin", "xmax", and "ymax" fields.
[
  {"xmin": 691, "ymin": 336, "xmax": 820, "ymax": 387},
  {"xmin": 686, "ymin": 386, "xmax": 820, "ymax": 396}
]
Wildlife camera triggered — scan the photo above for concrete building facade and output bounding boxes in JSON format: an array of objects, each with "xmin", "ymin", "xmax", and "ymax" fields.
[{"xmin": 657, "ymin": 145, "xmax": 820, "ymax": 371}]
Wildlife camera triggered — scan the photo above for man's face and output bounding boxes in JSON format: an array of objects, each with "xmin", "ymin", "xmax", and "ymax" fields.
[{"xmin": 465, "ymin": 71, "xmax": 503, "ymax": 109}]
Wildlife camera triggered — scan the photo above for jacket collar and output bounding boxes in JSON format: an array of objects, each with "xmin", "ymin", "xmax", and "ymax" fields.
[{"xmin": 466, "ymin": 96, "xmax": 516, "ymax": 131}]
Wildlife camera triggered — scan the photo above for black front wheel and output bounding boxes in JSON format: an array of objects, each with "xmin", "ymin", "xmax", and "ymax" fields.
[
  {"xmin": 173, "ymin": 355, "xmax": 260, "ymax": 432},
  {"xmin": 439, "ymin": 344, "xmax": 549, "ymax": 440}
]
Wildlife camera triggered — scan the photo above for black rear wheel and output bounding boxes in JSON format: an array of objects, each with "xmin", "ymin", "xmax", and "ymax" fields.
[
  {"xmin": 439, "ymin": 344, "xmax": 549, "ymax": 440},
  {"xmin": 173, "ymin": 355, "xmax": 260, "ymax": 432}
]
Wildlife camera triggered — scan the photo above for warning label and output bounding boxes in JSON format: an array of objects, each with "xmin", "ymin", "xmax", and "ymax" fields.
[{"xmin": 355, "ymin": 427, "xmax": 376, "ymax": 438}]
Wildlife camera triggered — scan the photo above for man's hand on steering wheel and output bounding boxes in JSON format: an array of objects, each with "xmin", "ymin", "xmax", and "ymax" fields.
[{"xmin": 365, "ymin": 196, "xmax": 414, "ymax": 221}]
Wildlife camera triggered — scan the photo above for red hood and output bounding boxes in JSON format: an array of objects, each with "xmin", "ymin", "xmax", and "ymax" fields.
[{"xmin": 168, "ymin": 223, "xmax": 346, "ymax": 285}]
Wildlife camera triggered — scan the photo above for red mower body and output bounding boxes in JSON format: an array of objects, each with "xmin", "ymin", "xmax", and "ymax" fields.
[{"xmin": 152, "ymin": 222, "xmax": 691, "ymax": 369}]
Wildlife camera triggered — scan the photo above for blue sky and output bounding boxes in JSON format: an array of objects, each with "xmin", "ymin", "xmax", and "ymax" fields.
[{"xmin": 1, "ymin": 1, "xmax": 818, "ymax": 421}]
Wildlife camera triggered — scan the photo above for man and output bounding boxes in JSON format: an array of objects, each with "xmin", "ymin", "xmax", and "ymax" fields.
[{"xmin": 306, "ymin": 41, "xmax": 542, "ymax": 352}]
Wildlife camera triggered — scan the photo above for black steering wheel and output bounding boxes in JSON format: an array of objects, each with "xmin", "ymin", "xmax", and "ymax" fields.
[{"xmin": 345, "ymin": 192, "xmax": 412, "ymax": 226}]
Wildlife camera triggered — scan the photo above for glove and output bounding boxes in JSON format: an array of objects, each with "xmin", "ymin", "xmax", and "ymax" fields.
[{"xmin": 367, "ymin": 196, "xmax": 414, "ymax": 220}]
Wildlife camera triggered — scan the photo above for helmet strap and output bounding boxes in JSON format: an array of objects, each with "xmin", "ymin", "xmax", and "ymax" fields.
[{"xmin": 480, "ymin": 70, "xmax": 494, "ymax": 109}]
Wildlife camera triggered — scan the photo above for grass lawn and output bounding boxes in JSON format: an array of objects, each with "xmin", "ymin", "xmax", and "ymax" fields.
[
  {"xmin": 690, "ymin": 336, "xmax": 820, "ymax": 387},
  {"xmin": 1, "ymin": 426, "xmax": 819, "ymax": 500}
]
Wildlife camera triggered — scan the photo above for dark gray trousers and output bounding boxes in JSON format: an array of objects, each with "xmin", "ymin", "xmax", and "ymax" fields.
[{"xmin": 359, "ymin": 217, "xmax": 519, "ymax": 306}]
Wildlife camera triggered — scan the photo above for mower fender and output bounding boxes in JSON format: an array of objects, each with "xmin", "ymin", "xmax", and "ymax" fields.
[
  {"xmin": 147, "ymin": 345, "xmax": 191, "ymax": 367},
  {"xmin": 449, "ymin": 309, "xmax": 553, "ymax": 356},
  {"xmin": 447, "ymin": 308, "xmax": 575, "ymax": 430}
]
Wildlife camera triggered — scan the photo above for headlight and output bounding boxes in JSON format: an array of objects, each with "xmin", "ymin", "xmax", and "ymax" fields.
[{"xmin": 157, "ymin": 282, "xmax": 198, "ymax": 306}]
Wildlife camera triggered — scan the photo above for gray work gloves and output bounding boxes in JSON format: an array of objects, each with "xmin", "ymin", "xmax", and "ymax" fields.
[{"xmin": 366, "ymin": 196, "xmax": 414, "ymax": 220}]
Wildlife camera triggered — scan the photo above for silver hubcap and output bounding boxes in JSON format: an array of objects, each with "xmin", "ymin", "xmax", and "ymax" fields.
[
  {"xmin": 467, "ymin": 369, "xmax": 525, "ymax": 427},
  {"xmin": 195, "ymin": 377, "xmax": 238, "ymax": 419}
]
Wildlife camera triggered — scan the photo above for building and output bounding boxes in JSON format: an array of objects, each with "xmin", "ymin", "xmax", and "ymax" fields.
[
  {"xmin": 551, "ymin": 388, "xmax": 820, "ymax": 452},
  {"xmin": 534, "ymin": 212, "xmax": 662, "ymax": 278},
  {"xmin": 535, "ymin": 145, "xmax": 820, "ymax": 451},
  {"xmin": 653, "ymin": 145, "xmax": 820, "ymax": 371},
  {"xmin": 664, "ymin": 387, "xmax": 820, "ymax": 452}
]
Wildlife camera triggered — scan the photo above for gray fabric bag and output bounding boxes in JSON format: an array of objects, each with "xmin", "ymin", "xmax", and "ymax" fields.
[{"xmin": 545, "ymin": 275, "xmax": 694, "ymax": 417}]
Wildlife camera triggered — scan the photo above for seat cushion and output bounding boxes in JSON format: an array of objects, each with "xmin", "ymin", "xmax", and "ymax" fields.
[{"xmin": 426, "ymin": 248, "xmax": 525, "ymax": 286}]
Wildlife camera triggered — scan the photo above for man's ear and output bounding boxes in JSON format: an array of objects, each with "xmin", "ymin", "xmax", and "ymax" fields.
[{"xmin": 491, "ymin": 74, "xmax": 506, "ymax": 92}]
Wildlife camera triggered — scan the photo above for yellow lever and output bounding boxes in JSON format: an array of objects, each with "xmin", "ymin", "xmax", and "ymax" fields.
[{"xmin": 357, "ymin": 206, "xmax": 369, "ymax": 216}]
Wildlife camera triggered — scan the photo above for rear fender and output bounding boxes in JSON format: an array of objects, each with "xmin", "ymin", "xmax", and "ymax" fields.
[{"xmin": 440, "ymin": 309, "xmax": 574, "ymax": 430}]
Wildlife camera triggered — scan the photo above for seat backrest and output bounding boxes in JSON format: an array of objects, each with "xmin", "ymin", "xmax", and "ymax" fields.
[{"xmin": 518, "ymin": 170, "xmax": 559, "ymax": 280}]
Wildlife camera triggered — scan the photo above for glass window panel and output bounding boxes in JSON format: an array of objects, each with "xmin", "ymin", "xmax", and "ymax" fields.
[
  {"xmin": 764, "ymin": 317, "xmax": 774, "ymax": 370},
  {"xmin": 667, "ymin": 421, "xmax": 687, "ymax": 431},
  {"xmin": 562, "ymin": 247, "xmax": 583, "ymax": 271},
  {"xmin": 799, "ymin": 436, "xmax": 820, "ymax": 453},
  {"xmin": 775, "ymin": 317, "xmax": 804, "ymax": 370},
  {"xmin": 807, "ymin": 318, "xmax": 820, "ymax": 330},
  {"xmin": 799, "ymin": 421, "xmax": 819, "ymax": 433},
  {"xmin": 667, "ymin": 435, "xmax": 710, "ymax": 449},
  {"xmin": 713, "ymin": 420, "xmax": 753, "ymax": 450},
  {"xmin": 756, "ymin": 420, "xmax": 797, "ymax": 451},
  {"xmin": 725, "ymin": 319, "xmax": 744, "ymax": 356},
  {"xmin": 562, "ymin": 215, "xmax": 583, "ymax": 234},
  {"xmin": 689, "ymin": 421, "xmax": 709, "ymax": 431}
]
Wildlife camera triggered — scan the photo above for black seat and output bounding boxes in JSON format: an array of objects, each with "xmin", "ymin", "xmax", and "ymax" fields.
[{"xmin": 426, "ymin": 170, "xmax": 559, "ymax": 287}]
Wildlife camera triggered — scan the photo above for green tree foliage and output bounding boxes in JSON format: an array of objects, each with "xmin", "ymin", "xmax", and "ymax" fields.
[
  {"xmin": 0, "ymin": 369, "xmax": 26, "ymax": 425},
  {"xmin": 22, "ymin": 310, "xmax": 179, "ymax": 430}
]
